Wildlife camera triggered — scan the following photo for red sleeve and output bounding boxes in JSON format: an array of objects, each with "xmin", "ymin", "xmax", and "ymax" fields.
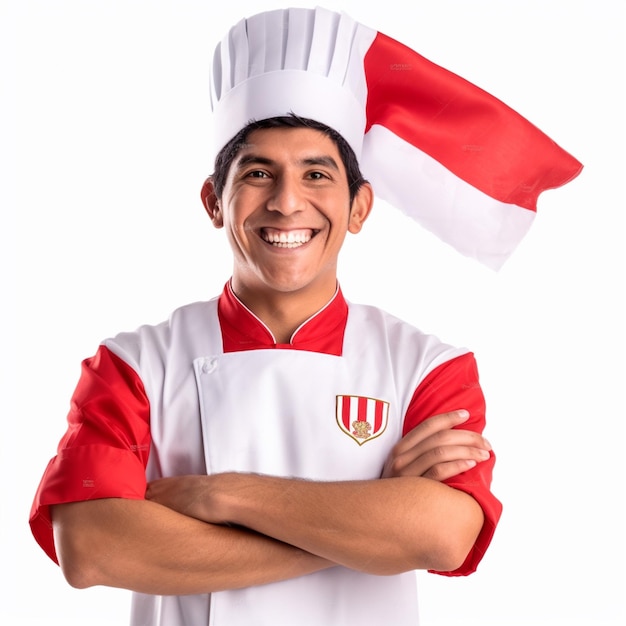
[
  {"xmin": 29, "ymin": 345, "xmax": 151, "ymax": 564},
  {"xmin": 404, "ymin": 352, "xmax": 502, "ymax": 577}
]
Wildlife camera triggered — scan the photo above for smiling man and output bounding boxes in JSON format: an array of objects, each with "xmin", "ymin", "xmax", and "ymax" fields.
[{"xmin": 29, "ymin": 8, "xmax": 581, "ymax": 626}]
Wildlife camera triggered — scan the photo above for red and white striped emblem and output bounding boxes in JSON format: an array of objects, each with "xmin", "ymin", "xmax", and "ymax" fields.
[{"xmin": 336, "ymin": 395, "xmax": 389, "ymax": 445}]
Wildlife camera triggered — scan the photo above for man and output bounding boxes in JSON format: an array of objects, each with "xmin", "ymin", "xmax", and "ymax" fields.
[{"xmin": 30, "ymin": 8, "xmax": 581, "ymax": 626}]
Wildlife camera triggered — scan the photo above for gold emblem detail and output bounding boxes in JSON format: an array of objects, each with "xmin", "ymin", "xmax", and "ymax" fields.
[{"xmin": 351, "ymin": 420, "xmax": 372, "ymax": 440}]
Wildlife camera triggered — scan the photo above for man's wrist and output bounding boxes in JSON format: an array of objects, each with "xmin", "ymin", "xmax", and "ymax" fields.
[{"xmin": 210, "ymin": 472, "xmax": 254, "ymax": 526}]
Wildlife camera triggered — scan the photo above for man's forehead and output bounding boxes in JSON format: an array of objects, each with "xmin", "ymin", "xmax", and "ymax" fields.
[{"xmin": 232, "ymin": 127, "xmax": 343, "ymax": 167}]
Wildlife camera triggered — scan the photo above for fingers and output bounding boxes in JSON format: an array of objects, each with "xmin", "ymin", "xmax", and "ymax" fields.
[
  {"xmin": 393, "ymin": 410, "xmax": 472, "ymax": 455},
  {"xmin": 394, "ymin": 442, "xmax": 492, "ymax": 480},
  {"xmin": 421, "ymin": 459, "xmax": 484, "ymax": 482},
  {"xmin": 145, "ymin": 476, "xmax": 176, "ymax": 497},
  {"xmin": 382, "ymin": 410, "xmax": 492, "ymax": 480}
]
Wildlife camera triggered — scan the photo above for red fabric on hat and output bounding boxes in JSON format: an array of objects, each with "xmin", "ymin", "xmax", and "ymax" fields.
[{"xmin": 364, "ymin": 32, "xmax": 582, "ymax": 210}]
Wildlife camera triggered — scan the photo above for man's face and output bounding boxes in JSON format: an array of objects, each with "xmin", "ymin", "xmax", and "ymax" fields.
[{"xmin": 207, "ymin": 126, "xmax": 372, "ymax": 306}]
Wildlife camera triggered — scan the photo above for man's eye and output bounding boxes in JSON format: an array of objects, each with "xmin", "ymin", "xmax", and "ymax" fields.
[
  {"xmin": 308, "ymin": 171, "xmax": 326, "ymax": 180},
  {"xmin": 247, "ymin": 170, "xmax": 268, "ymax": 178}
]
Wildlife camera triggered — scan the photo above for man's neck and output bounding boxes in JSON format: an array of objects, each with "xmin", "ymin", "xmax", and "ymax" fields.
[{"xmin": 229, "ymin": 280, "xmax": 338, "ymax": 344}]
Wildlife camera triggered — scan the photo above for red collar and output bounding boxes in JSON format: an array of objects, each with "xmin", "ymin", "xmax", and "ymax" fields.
[{"xmin": 217, "ymin": 281, "xmax": 347, "ymax": 356}]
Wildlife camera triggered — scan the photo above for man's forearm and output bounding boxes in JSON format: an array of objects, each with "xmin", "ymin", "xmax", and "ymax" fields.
[
  {"xmin": 149, "ymin": 473, "xmax": 484, "ymax": 575},
  {"xmin": 51, "ymin": 497, "xmax": 334, "ymax": 595},
  {"xmin": 223, "ymin": 474, "xmax": 484, "ymax": 574}
]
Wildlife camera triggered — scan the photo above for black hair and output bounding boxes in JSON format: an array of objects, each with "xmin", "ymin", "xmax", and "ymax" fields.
[{"xmin": 211, "ymin": 114, "xmax": 368, "ymax": 204}]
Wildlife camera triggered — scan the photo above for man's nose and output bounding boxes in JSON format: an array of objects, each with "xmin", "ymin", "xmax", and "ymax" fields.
[{"xmin": 266, "ymin": 177, "xmax": 305, "ymax": 215}]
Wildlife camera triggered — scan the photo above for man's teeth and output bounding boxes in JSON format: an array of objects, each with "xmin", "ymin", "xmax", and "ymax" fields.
[{"xmin": 262, "ymin": 229, "xmax": 313, "ymax": 248}]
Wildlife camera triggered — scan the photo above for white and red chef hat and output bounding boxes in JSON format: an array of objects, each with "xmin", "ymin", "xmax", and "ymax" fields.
[{"xmin": 209, "ymin": 7, "xmax": 582, "ymax": 270}]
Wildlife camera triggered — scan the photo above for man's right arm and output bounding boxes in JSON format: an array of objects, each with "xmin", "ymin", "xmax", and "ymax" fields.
[
  {"xmin": 38, "ymin": 345, "xmax": 330, "ymax": 593},
  {"xmin": 51, "ymin": 498, "xmax": 334, "ymax": 595}
]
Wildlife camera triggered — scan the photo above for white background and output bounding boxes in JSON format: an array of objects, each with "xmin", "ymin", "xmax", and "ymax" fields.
[{"xmin": 2, "ymin": 0, "xmax": 624, "ymax": 624}]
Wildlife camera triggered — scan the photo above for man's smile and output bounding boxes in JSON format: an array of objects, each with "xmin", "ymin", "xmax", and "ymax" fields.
[{"xmin": 260, "ymin": 228, "xmax": 319, "ymax": 248}]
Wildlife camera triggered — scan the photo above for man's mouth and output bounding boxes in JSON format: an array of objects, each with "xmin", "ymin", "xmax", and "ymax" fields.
[{"xmin": 261, "ymin": 228, "xmax": 316, "ymax": 248}]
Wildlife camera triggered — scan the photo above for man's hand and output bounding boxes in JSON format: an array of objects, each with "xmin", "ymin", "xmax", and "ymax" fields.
[
  {"xmin": 382, "ymin": 410, "xmax": 491, "ymax": 481},
  {"xmin": 146, "ymin": 474, "xmax": 221, "ymax": 523}
]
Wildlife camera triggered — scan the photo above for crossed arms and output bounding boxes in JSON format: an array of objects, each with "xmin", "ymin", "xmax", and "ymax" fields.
[{"xmin": 51, "ymin": 410, "xmax": 491, "ymax": 596}]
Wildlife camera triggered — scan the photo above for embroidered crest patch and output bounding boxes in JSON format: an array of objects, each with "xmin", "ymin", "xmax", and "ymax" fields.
[{"xmin": 336, "ymin": 395, "xmax": 389, "ymax": 445}]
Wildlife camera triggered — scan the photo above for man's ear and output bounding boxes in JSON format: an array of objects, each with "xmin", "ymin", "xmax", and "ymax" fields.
[
  {"xmin": 201, "ymin": 178, "xmax": 223, "ymax": 228},
  {"xmin": 348, "ymin": 182, "xmax": 374, "ymax": 234}
]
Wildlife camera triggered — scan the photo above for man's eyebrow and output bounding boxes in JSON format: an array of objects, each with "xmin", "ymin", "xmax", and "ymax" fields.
[
  {"xmin": 234, "ymin": 154, "xmax": 340, "ymax": 171},
  {"xmin": 234, "ymin": 155, "xmax": 274, "ymax": 170},
  {"xmin": 300, "ymin": 156, "xmax": 340, "ymax": 171}
]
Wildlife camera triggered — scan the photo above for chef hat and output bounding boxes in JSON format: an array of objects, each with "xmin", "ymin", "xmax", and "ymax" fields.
[{"xmin": 210, "ymin": 7, "xmax": 582, "ymax": 270}]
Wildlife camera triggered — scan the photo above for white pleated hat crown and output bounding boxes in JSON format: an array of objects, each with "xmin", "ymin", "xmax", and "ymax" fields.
[{"xmin": 210, "ymin": 7, "xmax": 374, "ymax": 161}]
